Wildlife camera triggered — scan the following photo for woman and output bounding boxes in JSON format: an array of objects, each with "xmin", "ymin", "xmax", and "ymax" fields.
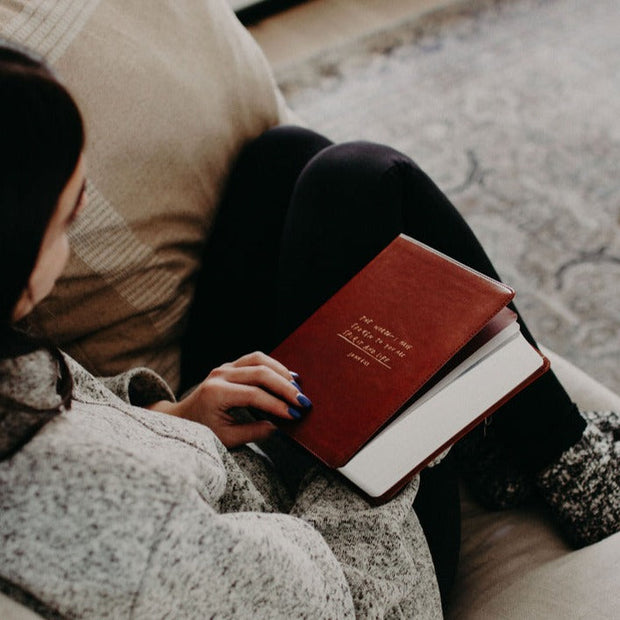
[{"xmin": 1, "ymin": 40, "xmax": 618, "ymax": 619}]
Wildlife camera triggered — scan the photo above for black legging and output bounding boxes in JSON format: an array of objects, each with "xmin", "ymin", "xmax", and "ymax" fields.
[{"xmin": 180, "ymin": 125, "xmax": 585, "ymax": 604}]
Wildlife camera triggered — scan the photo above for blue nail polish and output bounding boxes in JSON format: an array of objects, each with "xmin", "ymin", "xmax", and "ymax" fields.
[
  {"xmin": 288, "ymin": 406, "xmax": 303, "ymax": 420},
  {"xmin": 291, "ymin": 380, "xmax": 302, "ymax": 391},
  {"xmin": 290, "ymin": 371, "xmax": 301, "ymax": 380},
  {"xmin": 297, "ymin": 393, "xmax": 313, "ymax": 409}
]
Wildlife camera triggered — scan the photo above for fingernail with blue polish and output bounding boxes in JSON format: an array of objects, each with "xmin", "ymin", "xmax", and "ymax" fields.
[
  {"xmin": 297, "ymin": 393, "xmax": 313, "ymax": 409},
  {"xmin": 290, "ymin": 371, "xmax": 301, "ymax": 380},
  {"xmin": 288, "ymin": 406, "xmax": 303, "ymax": 420},
  {"xmin": 291, "ymin": 380, "xmax": 302, "ymax": 391}
]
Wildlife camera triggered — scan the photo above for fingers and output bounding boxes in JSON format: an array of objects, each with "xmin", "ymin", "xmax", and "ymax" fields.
[
  {"xmin": 208, "ymin": 351, "xmax": 312, "ymax": 419},
  {"xmin": 183, "ymin": 352, "xmax": 313, "ymax": 447},
  {"xmin": 202, "ymin": 379, "xmax": 306, "ymax": 421},
  {"xmin": 213, "ymin": 365, "xmax": 306, "ymax": 408},
  {"xmin": 229, "ymin": 351, "xmax": 296, "ymax": 381}
]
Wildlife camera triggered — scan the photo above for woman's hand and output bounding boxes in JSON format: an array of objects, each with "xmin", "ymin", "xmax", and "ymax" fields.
[{"xmin": 147, "ymin": 351, "xmax": 311, "ymax": 448}]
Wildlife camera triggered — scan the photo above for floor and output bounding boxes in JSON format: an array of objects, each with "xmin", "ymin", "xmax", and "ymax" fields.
[{"xmin": 247, "ymin": 0, "xmax": 455, "ymax": 70}]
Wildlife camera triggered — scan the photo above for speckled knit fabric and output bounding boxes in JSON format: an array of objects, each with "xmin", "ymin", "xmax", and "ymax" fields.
[
  {"xmin": 454, "ymin": 410, "xmax": 620, "ymax": 548},
  {"xmin": 0, "ymin": 350, "xmax": 441, "ymax": 619},
  {"xmin": 536, "ymin": 410, "xmax": 620, "ymax": 548}
]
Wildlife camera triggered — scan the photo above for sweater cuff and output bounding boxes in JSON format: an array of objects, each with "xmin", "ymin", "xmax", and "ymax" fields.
[{"xmin": 98, "ymin": 368, "xmax": 176, "ymax": 407}]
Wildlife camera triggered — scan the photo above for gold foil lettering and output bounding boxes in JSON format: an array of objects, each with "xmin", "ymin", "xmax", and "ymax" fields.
[
  {"xmin": 339, "ymin": 315, "xmax": 412, "ymax": 370},
  {"xmin": 347, "ymin": 351, "xmax": 371, "ymax": 367}
]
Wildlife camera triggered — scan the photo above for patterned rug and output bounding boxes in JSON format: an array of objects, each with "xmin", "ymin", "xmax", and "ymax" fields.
[{"xmin": 276, "ymin": 0, "xmax": 620, "ymax": 394}]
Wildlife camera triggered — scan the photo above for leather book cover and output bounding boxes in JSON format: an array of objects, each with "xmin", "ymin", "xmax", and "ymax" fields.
[{"xmin": 271, "ymin": 234, "xmax": 516, "ymax": 468}]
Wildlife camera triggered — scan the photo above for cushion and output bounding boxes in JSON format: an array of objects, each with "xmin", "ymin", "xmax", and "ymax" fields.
[
  {"xmin": 471, "ymin": 530, "xmax": 620, "ymax": 619},
  {"xmin": 0, "ymin": 0, "xmax": 291, "ymax": 391},
  {"xmin": 448, "ymin": 348, "xmax": 620, "ymax": 618},
  {"xmin": 0, "ymin": 592, "xmax": 42, "ymax": 620}
]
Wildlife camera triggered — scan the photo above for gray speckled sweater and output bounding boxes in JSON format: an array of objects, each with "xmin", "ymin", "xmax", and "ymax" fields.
[{"xmin": 0, "ymin": 349, "xmax": 441, "ymax": 619}]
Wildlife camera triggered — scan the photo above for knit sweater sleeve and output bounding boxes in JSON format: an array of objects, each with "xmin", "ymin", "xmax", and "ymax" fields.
[
  {"xmin": 0, "ymin": 398, "xmax": 356, "ymax": 619},
  {"xmin": 251, "ymin": 426, "xmax": 443, "ymax": 618},
  {"xmin": 95, "ymin": 367, "xmax": 176, "ymax": 407},
  {"xmin": 131, "ymin": 487, "xmax": 356, "ymax": 618},
  {"xmin": 289, "ymin": 469, "xmax": 442, "ymax": 619}
]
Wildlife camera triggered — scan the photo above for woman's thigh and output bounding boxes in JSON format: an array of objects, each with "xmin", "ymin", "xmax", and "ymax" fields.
[
  {"xmin": 277, "ymin": 140, "xmax": 581, "ymax": 472},
  {"xmin": 183, "ymin": 130, "xmax": 466, "ymax": 604},
  {"xmin": 180, "ymin": 126, "xmax": 333, "ymax": 391}
]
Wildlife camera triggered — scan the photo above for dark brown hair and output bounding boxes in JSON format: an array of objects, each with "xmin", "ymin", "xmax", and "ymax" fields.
[
  {"xmin": 0, "ymin": 39, "xmax": 85, "ymax": 355},
  {"xmin": 0, "ymin": 40, "xmax": 83, "ymax": 408},
  {"xmin": 0, "ymin": 40, "xmax": 85, "ymax": 331}
]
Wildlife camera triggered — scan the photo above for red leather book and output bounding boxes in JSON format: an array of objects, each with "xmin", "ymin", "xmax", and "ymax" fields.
[{"xmin": 271, "ymin": 234, "xmax": 549, "ymax": 502}]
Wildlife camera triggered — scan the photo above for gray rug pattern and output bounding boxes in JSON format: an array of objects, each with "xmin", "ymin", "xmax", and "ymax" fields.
[{"xmin": 277, "ymin": 0, "xmax": 620, "ymax": 394}]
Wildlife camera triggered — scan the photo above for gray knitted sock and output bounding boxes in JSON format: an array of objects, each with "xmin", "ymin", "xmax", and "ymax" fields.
[{"xmin": 536, "ymin": 411, "xmax": 620, "ymax": 548}]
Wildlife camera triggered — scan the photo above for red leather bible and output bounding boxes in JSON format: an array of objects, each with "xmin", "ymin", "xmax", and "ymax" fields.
[{"xmin": 271, "ymin": 234, "xmax": 549, "ymax": 502}]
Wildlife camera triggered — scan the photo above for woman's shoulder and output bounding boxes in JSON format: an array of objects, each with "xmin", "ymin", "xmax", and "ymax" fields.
[
  {"xmin": 0, "ymin": 366, "xmax": 354, "ymax": 619},
  {"xmin": 0, "ymin": 347, "xmax": 64, "ymax": 411},
  {"xmin": 2, "ymin": 394, "xmax": 227, "ymax": 505},
  {"xmin": 0, "ymin": 347, "xmax": 219, "ymax": 462},
  {"xmin": 0, "ymin": 397, "xmax": 226, "ymax": 619}
]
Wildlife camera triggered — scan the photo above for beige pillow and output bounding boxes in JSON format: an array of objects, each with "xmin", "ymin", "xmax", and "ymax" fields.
[{"xmin": 0, "ymin": 0, "xmax": 291, "ymax": 391}]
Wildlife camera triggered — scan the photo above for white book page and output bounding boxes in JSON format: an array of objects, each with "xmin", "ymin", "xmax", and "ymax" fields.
[
  {"xmin": 338, "ymin": 333, "xmax": 544, "ymax": 497},
  {"xmin": 413, "ymin": 320, "xmax": 520, "ymax": 409}
]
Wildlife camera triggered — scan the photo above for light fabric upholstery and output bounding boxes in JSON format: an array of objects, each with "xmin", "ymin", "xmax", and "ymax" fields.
[
  {"xmin": 0, "ymin": 594, "xmax": 42, "ymax": 620},
  {"xmin": 455, "ymin": 529, "xmax": 620, "ymax": 619},
  {"xmin": 0, "ymin": 0, "xmax": 291, "ymax": 392}
]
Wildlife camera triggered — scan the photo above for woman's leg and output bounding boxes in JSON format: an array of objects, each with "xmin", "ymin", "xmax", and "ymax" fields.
[
  {"xmin": 275, "ymin": 138, "xmax": 608, "ymax": 595},
  {"xmin": 278, "ymin": 138, "xmax": 620, "ymax": 552},
  {"xmin": 276, "ymin": 140, "xmax": 585, "ymax": 475},
  {"xmin": 179, "ymin": 126, "xmax": 333, "ymax": 392},
  {"xmin": 180, "ymin": 127, "xmax": 608, "ymax": 605},
  {"xmin": 274, "ymin": 140, "xmax": 470, "ymax": 603},
  {"xmin": 413, "ymin": 453, "xmax": 461, "ymax": 609},
  {"xmin": 181, "ymin": 128, "xmax": 462, "ymax": 604}
]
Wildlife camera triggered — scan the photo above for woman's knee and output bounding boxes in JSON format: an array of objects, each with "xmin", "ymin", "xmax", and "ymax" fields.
[
  {"xmin": 303, "ymin": 140, "xmax": 419, "ymax": 185},
  {"xmin": 236, "ymin": 125, "xmax": 333, "ymax": 171},
  {"xmin": 291, "ymin": 140, "xmax": 425, "ymax": 234}
]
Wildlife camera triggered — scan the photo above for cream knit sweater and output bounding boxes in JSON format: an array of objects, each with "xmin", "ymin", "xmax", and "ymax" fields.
[{"xmin": 0, "ymin": 349, "xmax": 441, "ymax": 619}]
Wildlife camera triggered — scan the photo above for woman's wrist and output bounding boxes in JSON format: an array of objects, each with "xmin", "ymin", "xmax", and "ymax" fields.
[{"xmin": 146, "ymin": 399, "xmax": 183, "ymax": 418}]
